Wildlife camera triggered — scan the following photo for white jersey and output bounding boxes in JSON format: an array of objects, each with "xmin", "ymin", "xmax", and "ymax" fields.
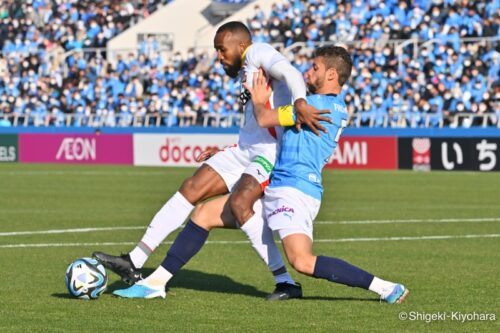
[{"xmin": 238, "ymin": 43, "xmax": 293, "ymax": 149}]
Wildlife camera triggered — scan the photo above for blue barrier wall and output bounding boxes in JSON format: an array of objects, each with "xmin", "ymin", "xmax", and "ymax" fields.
[{"xmin": 1, "ymin": 126, "xmax": 500, "ymax": 137}]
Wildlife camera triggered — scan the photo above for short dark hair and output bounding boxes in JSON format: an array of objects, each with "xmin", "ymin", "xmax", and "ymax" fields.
[
  {"xmin": 216, "ymin": 21, "xmax": 252, "ymax": 42},
  {"xmin": 314, "ymin": 46, "xmax": 353, "ymax": 86}
]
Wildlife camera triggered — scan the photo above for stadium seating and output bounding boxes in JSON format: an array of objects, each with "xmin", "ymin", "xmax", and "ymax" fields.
[
  {"xmin": 211, "ymin": 0, "xmax": 252, "ymax": 17},
  {"xmin": 0, "ymin": 0, "xmax": 498, "ymax": 128}
]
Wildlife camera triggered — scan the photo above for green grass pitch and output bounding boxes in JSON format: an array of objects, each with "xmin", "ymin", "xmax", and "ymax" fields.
[{"xmin": 0, "ymin": 164, "xmax": 499, "ymax": 332}]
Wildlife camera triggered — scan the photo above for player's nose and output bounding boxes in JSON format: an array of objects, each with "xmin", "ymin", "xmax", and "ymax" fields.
[
  {"xmin": 304, "ymin": 70, "xmax": 311, "ymax": 80},
  {"xmin": 216, "ymin": 51, "xmax": 224, "ymax": 61}
]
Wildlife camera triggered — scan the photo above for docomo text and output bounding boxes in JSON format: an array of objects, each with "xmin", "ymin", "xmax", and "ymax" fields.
[{"xmin": 159, "ymin": 138, "xmax": 220, "ymax": 163}]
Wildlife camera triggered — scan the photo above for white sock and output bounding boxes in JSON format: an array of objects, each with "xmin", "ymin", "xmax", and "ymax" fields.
[
  {"xmin": 143, "ymin": 266, "xmax": 173, "ymax": 289},
  {"xmin": 130, "ymin": 191, "xmax": 194, "ymax": 268},
  {"xmin": 129, "ymin": 242, "xmax": 151, "ymax": 270},
  {"xmin": 240, "ymin": 207, "xmax": 293, "ymax": 284},
  {"xmin": 368, "ymin": 276, "xmax": 395, "ymax": 296}
]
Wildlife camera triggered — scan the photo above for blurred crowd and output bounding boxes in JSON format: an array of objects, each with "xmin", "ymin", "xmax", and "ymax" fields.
[
  {"xmin": 0, "ymin": 0, "xmax": 498, "ymax": 128},
  {"xmin": 248, "ymin": 0, "xmax": 499, "ymax": 127}
]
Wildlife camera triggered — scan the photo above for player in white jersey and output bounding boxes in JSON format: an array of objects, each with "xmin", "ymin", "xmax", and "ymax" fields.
[
  {"xmin": 113, "ymin": 46, "xmax": 408, "ymax": 304},
  {"xmin": 94, "ymin": 21, "xmax": 330, "ymax": 300}
]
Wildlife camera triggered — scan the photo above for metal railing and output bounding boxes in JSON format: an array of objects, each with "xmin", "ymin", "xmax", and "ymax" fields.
[
  {"xmin": 348, "ymin": 112, "xmax": 500, "ymax": 129},
  {"xmin": 0, "ymin": 112, "xmax": 245, "ymax": 128},
  {"xmin": 1, "ymin": 112, "xmax": 497, "ymax": 129}
]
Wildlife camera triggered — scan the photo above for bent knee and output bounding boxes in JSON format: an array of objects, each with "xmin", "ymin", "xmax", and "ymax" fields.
[
  {"xmin": 228, "ymin": 193, "xmax": 254, "ymax": 224},
  {"xmin": 180, "ymin": 176, "xmax": 217, "ymax": 204},
  {"xmin": 190, "ymin": 202, "xmax": 212, "ymax": 230},
  {"xmin": 179, "ymin": 166, "xmax": 227, "ymax": 203},
  {"xmin": 179, "ymin": 176, "xmax": 200, "ymax": 201},
  {"xmin": 289, "ymin": 256, "xmax": 315, "ymax": 276}
]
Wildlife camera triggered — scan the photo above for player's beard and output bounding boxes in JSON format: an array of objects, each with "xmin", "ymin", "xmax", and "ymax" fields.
[
  {"xmin": 307, "ymin": 83, "xmax": 316, "ymax": 94},
  {"xmin": 307, "ymin": 77, "xmax": 323, "ymax": 94},
  {"xmin": 223, "ymin": 57, "xmax": 242, "ymax": 78}
]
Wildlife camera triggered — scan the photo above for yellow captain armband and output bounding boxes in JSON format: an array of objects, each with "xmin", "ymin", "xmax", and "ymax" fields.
[{"xmin": 277, "ymin": 105, "xmax": 296, "ymax": 126}]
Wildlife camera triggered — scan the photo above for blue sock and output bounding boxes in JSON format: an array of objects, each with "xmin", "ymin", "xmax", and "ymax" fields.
[
  {"xmin": 161, "ymin": 220, "xmax": 209, "ymax": 275},
  {"xmin": 313, "ymin": 255, "xmax": 374, "ymax": 289}
]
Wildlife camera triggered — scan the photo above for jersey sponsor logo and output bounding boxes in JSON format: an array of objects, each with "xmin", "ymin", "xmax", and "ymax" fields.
[
  {"xmin": 256, "ymin": 168, "xmax": 264, "ymax": 178},
  {"xmin": 56, "ymin": 137, "xmax": 96, "ymax": 161},
  {"xmin": 253, "ymin": 155, "xmax": 273, "ymax": 173},
  {"xmin": 268, "ymin": 205, "xmax": 295, "ymax": 219},
  {"xmin": 239, "ymin": 70, "xmax": 251, "ymax": 105},
  {"xmin": 308, "ymin": 173, "xmax": 319, "ymax": 183},
  {"xmin": 239, "ymin": 88, "xmax": 251, "ymax": 105},
  {"xmin": 333, "ymin": 103, "xmax": 347, "ymax": 114}
]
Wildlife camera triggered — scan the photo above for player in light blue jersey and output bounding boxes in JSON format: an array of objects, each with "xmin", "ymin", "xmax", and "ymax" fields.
[
  {"xmin": 269, "ymin": 93, "xmax": 348, "ymax": 202},
  {"xmin": 245, "ymin": 46, "xmax": 409, "ymax": 304}
]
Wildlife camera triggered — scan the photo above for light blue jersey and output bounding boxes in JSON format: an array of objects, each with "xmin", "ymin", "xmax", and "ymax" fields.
[{"xmin": 269, "ymin": 94, "xmax": 348, "ymax": 200}]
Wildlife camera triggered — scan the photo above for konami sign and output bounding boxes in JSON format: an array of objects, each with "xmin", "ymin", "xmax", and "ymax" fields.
[
  {"xmin": 326, "ymin": 136, "xmax": 398, "ymax": 170},
  {"xmin": 330, "ymin": 141, "xmax": 368, "ymax": 165}
]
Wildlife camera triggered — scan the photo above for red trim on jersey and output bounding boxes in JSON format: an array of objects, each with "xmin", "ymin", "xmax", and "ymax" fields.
[
  {"xmin": 222, "ymin": 143, "xmax": 237, "ymax": 151},
  {"xmin": 266, "ymin": 102, "xmax": 277, "ymax": 139},
  {"xmin": 260, "ymin": 179, "xmax": 270, "ymax": 192},
  {"xmin": 264, "ymin": 76, "xmax": 277, "ymax": 139}
]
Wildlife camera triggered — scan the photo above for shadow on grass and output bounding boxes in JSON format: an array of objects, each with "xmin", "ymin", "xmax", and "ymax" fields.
[
  {"xmin": 104, "ymin": 268, "xmax": 268, "ymax": 299},
  {"xmin": 54, "ymin": 269, "xmax": 380, "ymax": 303},
  {"xmin": 52, "ymin": 291, "xmax": 378, "ymax": 303},
  {"xmin": 302, "ymin": 296, "xmax": 379, "ymax": 302},
  {"xmin": 51, "ymin": 293, "xmax": 76, "ymax": 299}
]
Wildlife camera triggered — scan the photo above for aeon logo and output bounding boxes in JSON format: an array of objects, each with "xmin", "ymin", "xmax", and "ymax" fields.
[{"xmin": 56, "ymin": 137, "xmax": 96, "ymax": 161}]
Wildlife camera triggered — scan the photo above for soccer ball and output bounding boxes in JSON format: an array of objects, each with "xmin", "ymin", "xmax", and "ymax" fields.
[{"xmin": 65, "ymin": 257, "xmax": 107, "ymax": 300}]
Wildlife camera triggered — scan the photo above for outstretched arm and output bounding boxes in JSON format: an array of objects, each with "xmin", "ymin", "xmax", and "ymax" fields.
[
  {"xmin": 244, "ymin": 69, "xmax": 331, "ymax": 129},
  {"xmin": 267, "ymin": 61, "xmax": 332, "ymax": 135}
]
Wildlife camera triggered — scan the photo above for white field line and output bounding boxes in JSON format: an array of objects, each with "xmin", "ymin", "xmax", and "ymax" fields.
[
  {"xmin": 315, "ymin": 217, "xmax": 500, "ymax": 225},
  {"xmin": 1, "ymin": 170, "xmax": 172, "ymax": 176},
  {"xmin": 0, "ymin": 226, "xmax": 145, "ymax": 237},
  {"xmin": 1, "ymin": 234, "xmax": 499, "ymax": 249},
  {"xmin": 2, "ymin": 217, "xmax": 499, "ymax": 237}
]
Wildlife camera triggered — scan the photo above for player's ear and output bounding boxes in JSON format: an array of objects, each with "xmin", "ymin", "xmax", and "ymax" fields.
[
  {"xmin": 238, "ymin": 42, "xmax": 247, "ymax": 55},
  {"xmin": 327, "ymin": 68, "xmax": 337, "ymax": 82}
]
